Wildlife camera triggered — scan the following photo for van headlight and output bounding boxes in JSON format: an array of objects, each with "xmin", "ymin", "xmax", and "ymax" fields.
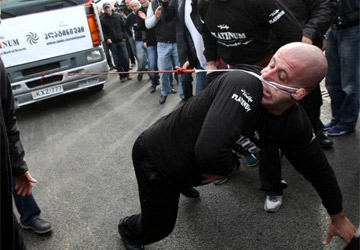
[{"xmin": 87, "ymin": 49, "xmax": 102, "ymax": 62}]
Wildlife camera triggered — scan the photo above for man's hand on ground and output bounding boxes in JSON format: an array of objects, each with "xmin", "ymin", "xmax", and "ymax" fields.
[{"xmin": 323, "ymin": 210, "xmax": 357, "ymax": 245}]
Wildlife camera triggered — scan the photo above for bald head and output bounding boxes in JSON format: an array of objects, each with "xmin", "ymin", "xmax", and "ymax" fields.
[
  {"xmin": 276, "ymin": 42, "xmax": 328, "ymax": 92},
  {"xmin": 130, "ymin": 0, "xmax": 140, "ymax": 11}
]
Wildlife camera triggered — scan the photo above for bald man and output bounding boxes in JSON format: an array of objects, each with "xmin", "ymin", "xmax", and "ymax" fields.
[{"xmin": 117, "ymin": 42, "xmax": 356, "ymax": 250}]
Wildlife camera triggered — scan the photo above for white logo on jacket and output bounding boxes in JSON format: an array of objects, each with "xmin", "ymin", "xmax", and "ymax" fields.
[
  {"xmin": 217, "ymin": 24, "xmax": 229, "ymax": 30},
  {"xmin": 235, "ymin": 135, "xmax": 260, "ymax": 154},
  {"xmin": 231, "ymin": 89, "xmax": 253, "ymax": 112},
  {"xmin": 211, "ymin": 31, "xmax": 252, "ymax": 47},
  {"xmin": 268, "ymin": 9, "xmax": 285, "ymax": 24}
]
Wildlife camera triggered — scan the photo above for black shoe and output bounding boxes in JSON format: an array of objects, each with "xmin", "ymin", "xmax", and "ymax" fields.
[
  {"xmin": 21, "ymin": 218, "xmax": 53, "ymax": 234},
  {"xmin": 118, "ymin": 217, "xmax": 144, "ymax": 250},
  {"xmin": 316, "ymin": 130, "xmax": 334, "ymax": 149},
  {"xmin": 137, "ymin": 74, "xmax": 143, "ymax": 81},
  {"xmin": 180, "ymin": 187, "xmax": 200, "ymax": 198},
  {"xmin": 159, "ymin": 95, "xmax": 167, "ymax": 104},
  {"xmin": 149, "ymin": 85, "xmax": 156, "ymax": 93},
  {"xmin": 170, "ymin": 88, "xmax": 177, "ymax": 94}
]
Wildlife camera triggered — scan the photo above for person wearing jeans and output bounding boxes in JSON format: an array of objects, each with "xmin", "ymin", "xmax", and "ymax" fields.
[
  {"xmin": 325, "ymin": 0, "xmax": 359, "ymax": 136},
  {"xmin": 136, "ymin": 0, "xmax": 160, "ymax": 92},
  {"xmin": 161, "ymin": 0, "xmax": 207, "ymax": 101},
  {"xmin": 110, "ymin": 41, "xmax": 130, "ymax": 81},
  {"xmin": 128, "ymin": 1, "xmax": 148, "ymax": 81},
  {"xmin": 157, "ymin": 42, "xmax": 182, "ymax": 102},
  {"xmin": 101, "ymin": 2, "xmax": 131, "ymax": 82},
  {"xmin": 13, "ymin": 179, "xmax": 53, "ymax": 234},
  {"xmin": 146, "ymin": 44, "xmax": 160, "ymax": 91},
  {"xmin": 135, "ymin": 40, "xmax": 147, "ymax": 80},
  {"xmin": 145, "ymin": 0, "xmax": 183, "ymax": 104}
]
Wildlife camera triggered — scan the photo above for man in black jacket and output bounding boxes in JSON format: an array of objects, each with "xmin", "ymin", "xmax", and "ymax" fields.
[
  {"xmin": 117, "ymin": 42, "xmax": 356, "ymax": 249},
  {"xmin": 198, "ymin": 0, "xmax": 303, "ymax": 172},
  {"xmin": 0, "ymin": 56, "xmax": 37, "ymax": 249},
  {"xmin": 101, "ymin": 2, "xmax": 131, "ymax": 82},
  {"xmin": 199, "ymin": 0, "xmax": 302, "ymax": 69},
  {"xmin": 263, "ymin": 0, "xmax": 337, "ymax": 213}
]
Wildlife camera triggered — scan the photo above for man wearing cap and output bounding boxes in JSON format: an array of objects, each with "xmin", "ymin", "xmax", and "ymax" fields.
[{"xmin": 100, "ymin": 2, "xmax": 131, "ymax": 82}]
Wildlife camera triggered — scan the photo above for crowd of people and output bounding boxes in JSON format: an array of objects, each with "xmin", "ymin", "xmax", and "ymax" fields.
[
  {"xmin": 107, "ymin": 0, "xmax": 359, "ymax": 249},
  {"xmin": 1, "ymin": 0, "xmax": 359, "ymax": 249}
]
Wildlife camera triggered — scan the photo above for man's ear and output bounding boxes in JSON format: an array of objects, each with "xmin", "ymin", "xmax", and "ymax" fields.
[{"xmin": 291, "ymin": 88, "xmax": 306, "ymax": 100}]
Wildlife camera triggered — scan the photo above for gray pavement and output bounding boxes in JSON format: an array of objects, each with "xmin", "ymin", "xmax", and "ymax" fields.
[{"xmin": 15, "ymin": 72, "xmax": 359, "ymax": 250}]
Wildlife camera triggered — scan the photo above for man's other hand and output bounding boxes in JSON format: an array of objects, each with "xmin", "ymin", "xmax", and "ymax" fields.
[{"xmin": 15, "ymin": 171, "xmax": 37, "ymax": 196}]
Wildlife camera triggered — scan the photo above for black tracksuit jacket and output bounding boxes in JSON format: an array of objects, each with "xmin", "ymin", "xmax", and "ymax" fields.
[
  {"xmin": 198, "ymin": 0, "xmax": 302, "ymax": 65},
  {"xmin": 144, "ymin": 66, "xmax": 343, "ymax": 215}
]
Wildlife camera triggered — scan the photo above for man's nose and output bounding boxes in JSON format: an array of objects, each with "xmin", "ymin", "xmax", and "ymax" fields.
[{"xmin": 261, "ymin": 68, "xmax": 275, "ymax": 81}]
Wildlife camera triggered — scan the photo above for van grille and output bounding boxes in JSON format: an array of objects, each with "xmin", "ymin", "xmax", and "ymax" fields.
[
  {"xmin": 22, "ymin": 62, "xmax": 60, "ymax": 76},
  {"xmin": 26, "ymin": 75, "xmax": 63, "ymax": 88}
]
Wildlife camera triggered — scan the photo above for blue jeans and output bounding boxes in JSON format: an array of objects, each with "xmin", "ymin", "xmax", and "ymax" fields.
[
  {"xmin": 109, "ymin": 41, "xmax": 129, "ymax": 79},
  {"xmin": 147, "ymin": 45, "xmax": 159, "ymax": 87},
  {"xmin": 13, "ymin": 178, "xmax": 41, "ymax": 225},
  {"xmin": 157, "ymin": 42, "xmax": 183, "ymax": 98},
  {"xmin": 325, "ymin": 24, "xmax": 359, "ymax": 131},
  {"xmin": 135, "ymin": 41, "xmax": 147, "ymax": 72},
  {"xmin": 195, "ymin": 71, "xmax": 206, "ymax": 95}
]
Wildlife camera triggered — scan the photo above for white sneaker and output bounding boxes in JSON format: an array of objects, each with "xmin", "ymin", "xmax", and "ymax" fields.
[
  {"xmin": 213, "ymin": 177, "xmax": 229, "ymax": 185},
  {"xmin": 264, "ymin": 195, "xmax": 283, "ymax": 213}
]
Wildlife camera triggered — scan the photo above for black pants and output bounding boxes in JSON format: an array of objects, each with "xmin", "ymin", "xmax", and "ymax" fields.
[
  {"xmin": 3, "ymin": 213, "xmax": 27, "ymax": 250},
  {"xmin": 14, "ymin": 213, "xmax": 26, "ymax": 250},
  {"xmin": 181, "ymin": 73, "xmax": 194, "ymax": 101},
  {"xmin": 259, "ymin": 141, "xmax": 286, "ymax": 195},
  {"xmin": 120, "ymin": 133, "xmax": 180, "ymax": 245}
]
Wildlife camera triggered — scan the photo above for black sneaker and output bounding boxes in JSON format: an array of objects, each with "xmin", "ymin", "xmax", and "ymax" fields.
[
  {"xmin": 118, "ymin": 217, "xmax": 144, "ymax": 250},
  {"xmin": 315, "ymin": 130, "xmax": 333, "ymax": 148},
  {"xmin": 137, "ymin": 74, "xmax": 143, "ymax": 81},
  {"xmin": 21, "ymin": 218, "xmax": 53, "ymax": 234},
  {"xmin": 159, "ymin": 95, "xmax": 167, "ymax": 104},
  {"xmin": 170, "ymin": 88, "xmax": 177, "ymax": 94},
  {"xmin": 180, "ymin": 187, "xmax": 200, "ymax": 198},
  {"xmin": 149, "ymin": 85, "xmax": 156, "ymax": 93}
]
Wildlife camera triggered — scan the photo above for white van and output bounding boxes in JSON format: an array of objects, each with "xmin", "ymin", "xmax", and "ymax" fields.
[{"xmin": 0, "ymin": 0, "xmax": 108, "ymax": 106}]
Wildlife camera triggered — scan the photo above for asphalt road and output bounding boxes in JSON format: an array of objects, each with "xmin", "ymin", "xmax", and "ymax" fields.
[{"xmin": 15, "ymin": 72, "xmax": 359, "ymax": 250}]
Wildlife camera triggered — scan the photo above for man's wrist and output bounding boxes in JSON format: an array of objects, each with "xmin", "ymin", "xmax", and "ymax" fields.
[{"xmin": 330, "ymin": 210, "xmax": 345, "ymax": 222}]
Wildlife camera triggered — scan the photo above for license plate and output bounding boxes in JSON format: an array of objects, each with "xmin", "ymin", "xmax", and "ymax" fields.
[{"xmin": 32, "ymin": 85, "xmax": 64, "ymax": 100}]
